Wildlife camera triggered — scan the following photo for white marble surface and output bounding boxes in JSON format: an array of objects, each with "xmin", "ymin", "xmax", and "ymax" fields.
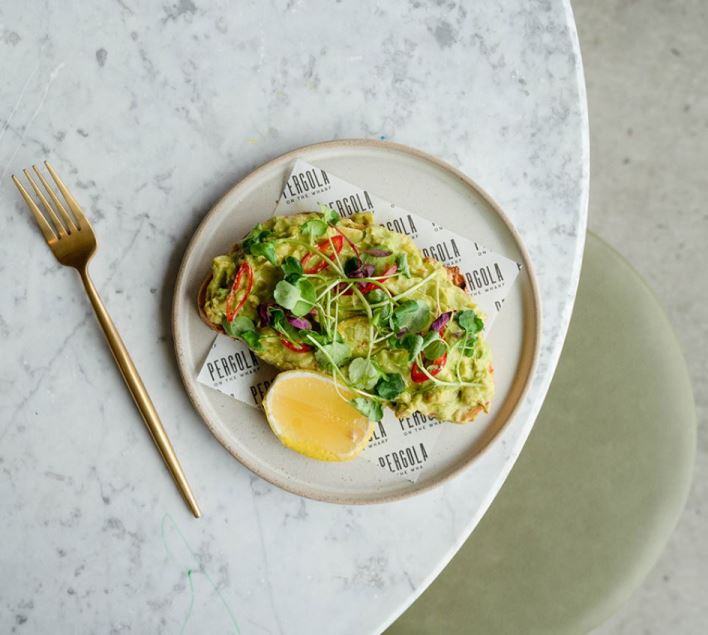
[{"xmin": 0, "ymin": 1, "xmax": 587, "ymax": 633}]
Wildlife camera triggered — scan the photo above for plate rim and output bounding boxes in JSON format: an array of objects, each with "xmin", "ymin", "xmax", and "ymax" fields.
[{"xmin": 172, "ymin": 138, "xmax": 541, "ymax": 504}]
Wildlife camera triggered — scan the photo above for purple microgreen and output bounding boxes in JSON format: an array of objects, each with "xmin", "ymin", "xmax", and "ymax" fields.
[
  {"xmin": 431, "ymin": 311, "xmax": 452, "ymax": 333},
  {"xmin": 350, "ymin": 263, "xmax": 375, "ymax": 279},
  {"xmin": 257, "ymin": 302, "xmax": 275, "ymax": 326},
  {"xmin": 364, "ymin": 248, "xmax": 392, "ymax": 257},
  {"xmin": 287, "ymin": 315, "xmax": 312, "ymax": 330}
]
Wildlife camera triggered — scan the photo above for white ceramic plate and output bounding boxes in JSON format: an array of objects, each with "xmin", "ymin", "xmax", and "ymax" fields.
[{"xmin": 173, "ymin": 140, "xmax": 540, "ymax": 504}]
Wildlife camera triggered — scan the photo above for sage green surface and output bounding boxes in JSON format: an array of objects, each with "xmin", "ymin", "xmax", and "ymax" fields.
[{"xmin": 386, "ymin": 234, "xmax": 696, "ymax": 635}]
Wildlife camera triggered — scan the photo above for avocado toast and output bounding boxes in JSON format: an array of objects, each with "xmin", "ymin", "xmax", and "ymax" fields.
[{"xmin": 198, "ymin": 208, "xmax": 494, "ymax": 423}]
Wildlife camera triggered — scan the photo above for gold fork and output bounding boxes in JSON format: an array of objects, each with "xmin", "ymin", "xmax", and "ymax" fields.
[{"xmin": 12, "ymin": 161, "xmax": 201, "ymax": 518}]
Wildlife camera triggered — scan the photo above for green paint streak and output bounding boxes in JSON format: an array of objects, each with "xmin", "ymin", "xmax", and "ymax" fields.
[
  {"xmin": 180, "ymin": 569, "xmax": 195, "ymax": 635},
  {"xmin": 160, "ymin": 514, "xmax": 240, "ymax": 634}
]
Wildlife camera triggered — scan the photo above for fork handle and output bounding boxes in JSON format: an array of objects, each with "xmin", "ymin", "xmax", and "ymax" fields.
[{"xmin": 79, "ymin": 268, "xmax": 201, "ymax": 518}]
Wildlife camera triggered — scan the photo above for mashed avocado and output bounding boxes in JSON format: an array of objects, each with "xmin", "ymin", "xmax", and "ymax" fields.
[{"xmin": 202, "ymin": 208, "xmax": 494, "ymax": 423}]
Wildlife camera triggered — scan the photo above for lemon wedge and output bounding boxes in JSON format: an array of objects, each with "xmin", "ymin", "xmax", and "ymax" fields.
[{"xmin": 263, "ymin": 370, "xmax": 375, "ymax": 461}]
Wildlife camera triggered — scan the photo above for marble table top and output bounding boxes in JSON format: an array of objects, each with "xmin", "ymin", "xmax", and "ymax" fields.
[{"xmin": 0, "ymin": 1, "xmax": 588, "ymax": 633}]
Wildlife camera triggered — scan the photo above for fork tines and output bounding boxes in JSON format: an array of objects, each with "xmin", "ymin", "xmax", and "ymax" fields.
[{"xmin": 12, "ymin": 161, "xmax": 87, "ymax": 242}]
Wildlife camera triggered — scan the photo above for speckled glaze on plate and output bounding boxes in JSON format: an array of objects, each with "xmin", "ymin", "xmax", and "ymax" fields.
[{"xmin": 172, "ymin": 139, "xmax": 540, "ymax": 504}]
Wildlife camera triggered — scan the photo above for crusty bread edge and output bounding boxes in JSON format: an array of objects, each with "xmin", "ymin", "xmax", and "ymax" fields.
[{"xmin": 197, "ymin": 273, "xmax": 225, "ymax": 334}]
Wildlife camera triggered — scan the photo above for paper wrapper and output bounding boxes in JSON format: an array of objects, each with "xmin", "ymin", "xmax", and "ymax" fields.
[{"xmin": 197, "ymin": 160, "xmax": 521, "ymax": 482}]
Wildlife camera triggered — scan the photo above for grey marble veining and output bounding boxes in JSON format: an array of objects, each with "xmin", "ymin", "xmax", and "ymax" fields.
[{"xmin": 0, "ymin": 1, "xmax": 588, "ymax": 633}]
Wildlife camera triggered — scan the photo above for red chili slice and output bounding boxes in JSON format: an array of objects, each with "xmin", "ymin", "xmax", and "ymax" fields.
[
  {"xmin": 225, "ymin": 262, "xmax": 253, "ymax": 322},
  {"xmin": 411, "ymin": 352, "xmax": 448, "ymax": 383},
  {"xmin": 410, "ymin": 363, "xmax": 427, "ymax": 383},
  {"xmin": 360, "ymin": 263, "xmax": 398, "ymax": 294},
  {"xmin": 279, "ymin": 338, "xmax": 312, "ymax": 353},
  {"xmin": 334, "ymin": 226, "xmax": 359, "ymax": 256},
  {"xmin": 301, "ymin": 235, "xmax": 344, "ymax": 274}
]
